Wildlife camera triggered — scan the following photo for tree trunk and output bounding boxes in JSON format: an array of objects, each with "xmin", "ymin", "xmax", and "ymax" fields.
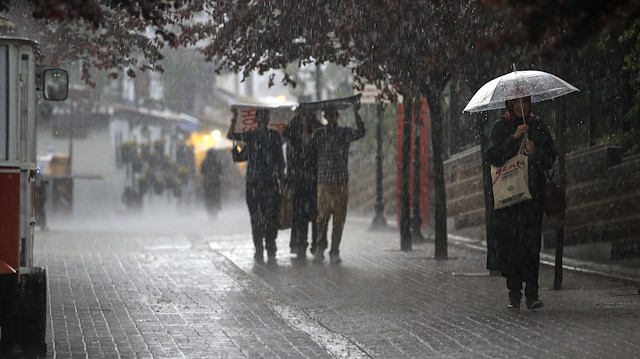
[
  {"xmin": 478, "ymin": 112, "xmax": 498, "ymax": 271},
  {"xmin": 411, "ymin": 96, "xmax": 425, "ymax": 242},
  {"xmin": 421, "ymin": 74, "xmax": 449, "ymax": 260},
  {"xmin": 400, "ymin": 96, "xmax": 413, "ymax": 251}
]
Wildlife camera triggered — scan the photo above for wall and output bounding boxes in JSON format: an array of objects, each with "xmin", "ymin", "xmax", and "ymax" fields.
[
  {"xmin": 443, "ymin": 144, "xmax": 640, "ymax": 264},
  {"xmin": 71, "ymin": 119, "xmax": 129, "ymax": 216},
  {"xmin": 348, "ymin": 151, "xmax": 399, "ymax": 222}
]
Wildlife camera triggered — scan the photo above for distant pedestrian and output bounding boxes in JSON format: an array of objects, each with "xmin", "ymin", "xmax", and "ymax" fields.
[
  {"xmin": 35, "ymin": 172, "xmax": 49, "ymax": 231},
  {"xmin": 227, "ymin": 108, "xmax": 285, "ymax": 260},
  {"xmin": 200, "ymin": 148, "xmax": 222, "ymax": 219},
  {"xmin": 312, "ymin": 102, "xmax": 365, "ymax": 263},
  {"xmin": 283, "ymin": 107, "xmax": 320, "ymax": 259},
  {"xmin": 486, "ymin": 91, "xmax": 556, "ymax": 310}
]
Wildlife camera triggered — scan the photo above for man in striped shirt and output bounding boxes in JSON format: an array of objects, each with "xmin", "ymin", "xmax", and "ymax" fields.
[{"xmin": 312, "ymin": 102, "xmax": 365, "ymax": 263}]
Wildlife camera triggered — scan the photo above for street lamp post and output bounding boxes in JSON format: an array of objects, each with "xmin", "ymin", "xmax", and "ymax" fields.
[
  {"xmin": 371, "ymin": 103, "xmax": 388, "ymax": 229},
  {"xmin": 400, "ymin": 96, "xmax": 413, "ymax": 251},
  {"xmin": 411, "ymin": 97, "xmax": 425, "ymax": 242}
]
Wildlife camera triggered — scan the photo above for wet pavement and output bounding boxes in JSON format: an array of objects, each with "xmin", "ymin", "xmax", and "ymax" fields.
[{"xmin": 30, "ymin": 202, "xmax": 640, "ymax": 358}]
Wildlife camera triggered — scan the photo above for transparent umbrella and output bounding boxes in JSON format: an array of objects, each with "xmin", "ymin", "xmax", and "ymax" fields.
[{"xmin": 463, "ymin": 67, "xmax": 579, "ymax": 113}]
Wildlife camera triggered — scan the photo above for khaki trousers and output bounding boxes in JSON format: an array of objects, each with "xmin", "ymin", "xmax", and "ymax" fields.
[{"xmin": 316, "ymin": 184, "xmax": 348, "ymax": 254}]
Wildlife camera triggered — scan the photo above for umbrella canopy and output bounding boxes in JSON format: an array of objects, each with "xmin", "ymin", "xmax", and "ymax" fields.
[
  {"xmin": 463, "ymin": 70, "xmax": 579, "ymax": 113},
  {"xmin": 299, "ymin": 94, "xmax": 362, "ymax": 110}
]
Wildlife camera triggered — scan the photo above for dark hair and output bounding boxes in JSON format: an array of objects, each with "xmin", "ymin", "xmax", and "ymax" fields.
[
  {"xmin": 323, "ymin": 105, "xmax": 338, "ymax": 115},
  {"xmin": 505, "ymin": 96, "xmax": 531, "ymax": 114},
  {"xmin": 256, "ymin": 108, "xmax": 269, "ymax": 119}
]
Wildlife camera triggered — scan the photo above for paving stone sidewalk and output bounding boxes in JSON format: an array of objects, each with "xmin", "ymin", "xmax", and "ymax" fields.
[{"xmin": 29, "ymin": 205, "xmax": 640, "ymax": 358}]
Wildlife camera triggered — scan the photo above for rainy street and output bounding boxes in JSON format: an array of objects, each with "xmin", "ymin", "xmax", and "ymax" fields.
[
  {"xmin": 35, "ymin": 204, "xmax": 640, "ymax": 359},
  {"xmin": 3, "ymin": 2, "xmax": 640, "ymax": 359}
]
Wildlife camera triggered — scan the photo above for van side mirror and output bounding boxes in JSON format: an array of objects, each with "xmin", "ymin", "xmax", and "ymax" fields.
[{"xmin": 43, "ymin": 69, "xmax": 68, "ymax": 101}]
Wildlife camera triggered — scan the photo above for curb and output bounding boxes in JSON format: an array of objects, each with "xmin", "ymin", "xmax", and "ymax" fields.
[
  {"xmin": 448, "ymin": 233, "xmax": 640, "ymax": 285},
  {"xmin": 350, "ymin": 216, "xmax": 640, "ymax": 285}
]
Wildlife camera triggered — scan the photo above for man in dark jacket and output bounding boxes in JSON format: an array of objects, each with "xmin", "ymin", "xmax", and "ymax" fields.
[{"xmin": 227, "ymin": 108, "xmax": 285, "ymax": 260}]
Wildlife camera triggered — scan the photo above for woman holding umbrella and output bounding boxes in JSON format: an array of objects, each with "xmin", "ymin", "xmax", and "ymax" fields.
[{"xmin": 487, "ymin": 87, "xmax": 556, "ymax": 310}]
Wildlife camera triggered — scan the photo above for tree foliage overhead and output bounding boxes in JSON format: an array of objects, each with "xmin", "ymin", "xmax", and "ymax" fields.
[
  {"xmin": 191, "ymin": 0, "xmax": 515, "ymax": 101},
  {"xmin": 0, "ymin": 0, "xmax": 200, "ymax": 27},
  {"xmin": 2, "ymin": 0, "xmax": 638, "ymax": 91},
  {"xmin": 0, "ymin": 0, "xmax": 209, "ymax": 86},
  {"xmin": 621, "ymin": 19, "xmax": 640, "ymax": 103},
  {"xmin": 480, "ymin": 0, "xmax": 640, "ymax": 51}
]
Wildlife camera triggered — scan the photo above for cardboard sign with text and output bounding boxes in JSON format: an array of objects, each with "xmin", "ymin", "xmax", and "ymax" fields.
[
  {"xmin": 230, "ymin": 94, "xmax": 362, "ymax": 134},
  {"xmin": 230, "ymin": 104, "xmax": 297, "ymax": 134}
]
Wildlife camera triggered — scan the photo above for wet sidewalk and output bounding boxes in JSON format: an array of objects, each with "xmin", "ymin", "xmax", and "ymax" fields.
[{"xmin": 32, "ymin": 205, "xmax": 640, "ymax": 358}]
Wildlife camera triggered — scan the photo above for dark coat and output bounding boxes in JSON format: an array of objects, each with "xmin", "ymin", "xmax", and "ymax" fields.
[
  {"xmin": 283, "ymin": 116, "xmax": 320, "ymax": 248},
  {"xmin": 283, "ymin": 116, "xmax": 318, "ymax": 190},
  {"xmin": 229, "ymin": 128, "xmax": 284, "ymax": 186},
  {"xmin": 486, "ymin": 113, "xmax": 556, "ymax": 277},
  {"xmin": 201, "ymin": 150, "xmax": 222, "ymax": 210}
]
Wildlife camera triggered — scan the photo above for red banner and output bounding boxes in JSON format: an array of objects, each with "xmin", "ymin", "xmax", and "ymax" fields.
[{"xmin": 396, "ymin": 97, "xmax": 430, "ymax": 228}]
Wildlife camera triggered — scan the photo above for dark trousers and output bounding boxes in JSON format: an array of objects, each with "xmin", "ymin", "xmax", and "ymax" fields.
[
  {"xmin": 289, "ymin": 182, "xmax": 317, "ymax": 252},
  {"xmin": 494, "ymin": 200, "xmax": 544, "ymax": 303},
  {"xmin": 506, "ymin": 252, "xmax": 540, "ymax": 302},
  {"xmin": 246, "ymin": 182, "xmax": 280, "ymax": 253},
  {"xmin": 203, "ymin": 181, "xmax": 221, "ymax": 218},
  {"xmin": 35, "ymin": 204, "xmax": 47, "ymax": 230}
]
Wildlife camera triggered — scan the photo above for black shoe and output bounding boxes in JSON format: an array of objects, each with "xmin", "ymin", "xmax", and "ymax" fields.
[
  {"xmin": 526, "ymin": 299, "xmax": 544, "ymax": 310},
  {"xmin": 296, "ymin": 247, "xmax": 307, "ymax": 259},
  {"xmin": 313, "ymin": 251, "xmax": 324, "ymax": 261},
  {"xmin": 507, "ymin": 298, "xmax": 521, "ymax": 309},
  {"xmin": 267, "ymin": 249, "xmax": 276, "ymax": 259}
]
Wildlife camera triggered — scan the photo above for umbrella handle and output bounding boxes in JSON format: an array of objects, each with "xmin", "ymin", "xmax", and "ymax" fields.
[
  {"xmin": 517, "ymin": 97, "xmax": 528, "ymax": 125},
  {"xmin": 512, "ymin": 63, "xmax": 528, "ymax": 125}
]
